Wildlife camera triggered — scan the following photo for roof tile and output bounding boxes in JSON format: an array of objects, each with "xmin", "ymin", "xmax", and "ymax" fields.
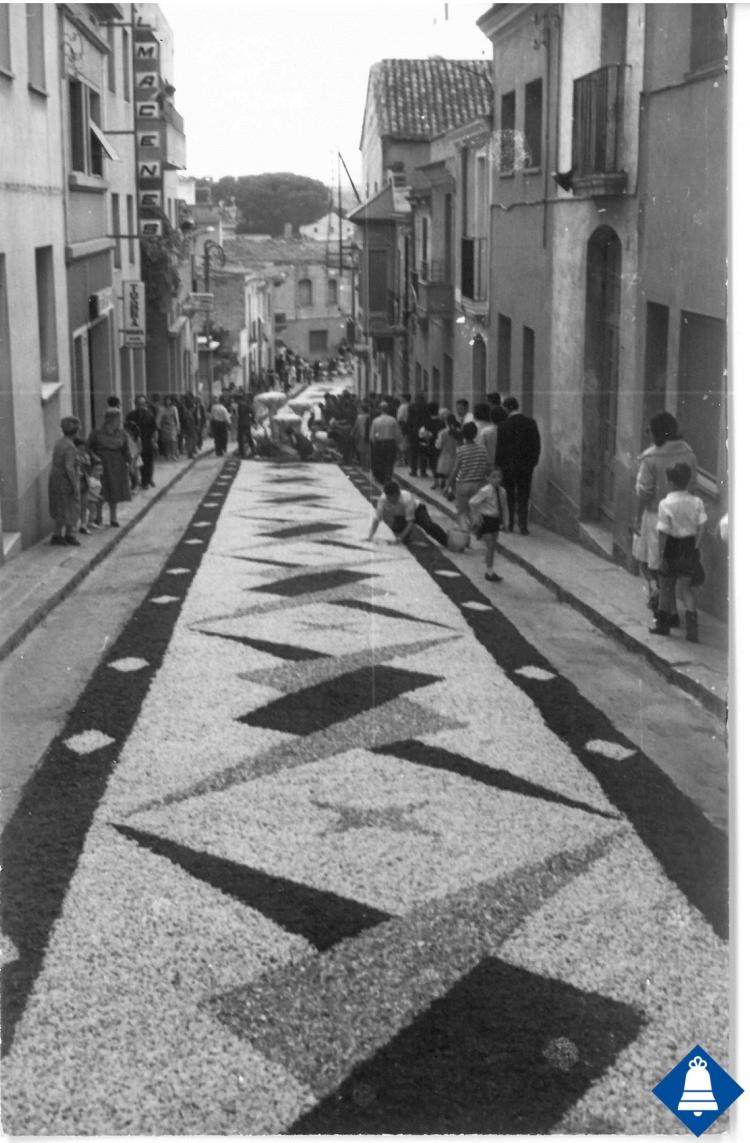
[{"xmin": 372, "ymin": 58, "xmax": 492, "ymax": 139}]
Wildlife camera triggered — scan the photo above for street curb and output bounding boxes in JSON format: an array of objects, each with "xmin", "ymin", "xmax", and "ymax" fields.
[
  {"xmin": 0, "ymin": 452, "xmax": 213, "ymax": 664},
  {"xmin": 398, "ymin": 475, "xmax": 727, "ymax": 722}
]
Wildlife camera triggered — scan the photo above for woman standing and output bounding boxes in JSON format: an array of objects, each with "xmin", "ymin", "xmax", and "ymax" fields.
[
  {"xmin": 209, "ymin": 397, "xmax": 232, "ymax": 456},
  {"xmin": 48, "ymin": 417, "xmax": 82, "ymax": 546},
  {"xmin": 157, "ymin": 395, "xmax": 180, "ymax": 460},
  {"xmin": 633, "ymin": 411, "xmax": 697, "ymax": 626},
  {"xmin": 89, "ymin": 408, "xmax": 132, "ymax": 527}
]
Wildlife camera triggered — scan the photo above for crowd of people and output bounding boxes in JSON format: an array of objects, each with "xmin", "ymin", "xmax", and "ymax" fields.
[
  {"xmin": 322, "ymin": 389, "xmax": 716, "ymax": 642},
  {"xmin": 47, "ymin": 377, "xmax": 718, "ymax": 646}
]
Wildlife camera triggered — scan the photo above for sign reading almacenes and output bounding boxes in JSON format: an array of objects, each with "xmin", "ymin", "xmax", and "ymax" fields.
[{"xmin": 134, "ymin": 12, "xmax": 163, "ymax": 240}]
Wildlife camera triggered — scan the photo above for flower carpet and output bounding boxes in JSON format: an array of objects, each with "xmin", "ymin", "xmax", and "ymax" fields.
[{"xmin": 1, "ymin": 459, "xmax": 729, "ymax": 1134}]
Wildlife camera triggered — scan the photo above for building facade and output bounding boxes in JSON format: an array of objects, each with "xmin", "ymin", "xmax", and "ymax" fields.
[
  {"xmin": 477, "ymin": 2, "xmax": 727, "ymax": 616},
  {"xmin": 0, "ymin": 2, "xmax": 193, "ymax": 560},
  {"xmin": 353, "ymin": 58, "xmax": 493, "ymax": 396},
  {"xmin": 1, "ymin": 2, "xmax": 72, "ymax": 558}
]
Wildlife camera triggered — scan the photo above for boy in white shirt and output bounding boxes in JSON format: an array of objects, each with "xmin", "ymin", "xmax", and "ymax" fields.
[
  {"xmin": 651, "ymin": 461, "xmax": 707, "ymax": 642},
  {"xmin": 366, "ymin": 480, "xmax": 448, "ymax": 548},
  {"xmin": 469, "ymin": 467, "xmax": 508, "ymax": 583}
]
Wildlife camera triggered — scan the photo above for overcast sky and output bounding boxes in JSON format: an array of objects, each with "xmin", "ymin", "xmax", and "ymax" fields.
[{"xmin": 161, "ymin": 0, "xmax": 491, "ymax": 188}]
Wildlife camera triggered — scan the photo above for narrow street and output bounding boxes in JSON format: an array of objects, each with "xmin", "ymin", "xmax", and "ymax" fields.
[{"xmin": 0, "ymin": 454, "xmax": 728, "ymax": 1135}]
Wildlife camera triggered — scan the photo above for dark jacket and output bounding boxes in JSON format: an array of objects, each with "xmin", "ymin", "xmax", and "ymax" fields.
[{"xmin": 495, "ymin": 412, "xmax": 541, "ymax": 474}]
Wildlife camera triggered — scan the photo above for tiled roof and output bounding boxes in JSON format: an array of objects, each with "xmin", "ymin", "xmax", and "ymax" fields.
[{"xmin": 369, "ymin": 58, "xmax": 493, "ymax": 140}]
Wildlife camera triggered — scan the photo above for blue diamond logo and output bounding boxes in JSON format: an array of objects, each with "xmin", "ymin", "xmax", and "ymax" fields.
[{"xmin": 652, "ymin": 1044, "xmax": 743, "ymax": 1136}]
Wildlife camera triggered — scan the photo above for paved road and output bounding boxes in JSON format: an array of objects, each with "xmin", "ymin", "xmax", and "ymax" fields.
[{"xmin": 1, "ymin": 457, "xmax": 728, "ymax": 1135}]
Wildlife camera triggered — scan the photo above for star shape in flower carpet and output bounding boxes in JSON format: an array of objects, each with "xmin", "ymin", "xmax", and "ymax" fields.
[{"xmin": 311, "ymin": 799, "xmax": 439, "ymax": 839}]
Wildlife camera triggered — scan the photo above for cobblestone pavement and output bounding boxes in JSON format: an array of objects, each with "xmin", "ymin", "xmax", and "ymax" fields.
[{"xmin": 1, "ymin": 459, "xmax": 729, "ymax": 1135}]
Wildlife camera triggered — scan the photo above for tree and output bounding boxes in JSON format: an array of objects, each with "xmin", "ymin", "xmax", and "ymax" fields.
[{"xmin": 219, "ymin": 173, "xmax": 330, "ymax": 236}]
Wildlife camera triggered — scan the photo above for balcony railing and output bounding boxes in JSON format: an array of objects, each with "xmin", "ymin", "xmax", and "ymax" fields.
[
  {"xmin": 572, "ymin": 65, "xmax": 627, "ymax": 194},
  {"xmin": 460, "ymin": 237, "xmax": 487, "ymax": 302}
]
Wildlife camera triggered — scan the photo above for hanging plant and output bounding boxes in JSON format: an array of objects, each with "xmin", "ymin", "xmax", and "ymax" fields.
[{"xmin": 141, "ymin": 235, "xmax": 182, "ymax": 310}]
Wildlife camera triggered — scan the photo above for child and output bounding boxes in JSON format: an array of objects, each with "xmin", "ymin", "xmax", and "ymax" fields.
[
  {"xmin": 434, "ymin": 412, "xmax": 460, "ymax": 494},
  {"xmin": 87, "ymin": 461, "xmax": 104, "ymax": 529},
  {"xmin": 650, "ymin": 461, "xmax": 707, "ymax": 641},
  {"xmin": 469, "ymin": 467, "xmax": 508, "ymax": 583}
]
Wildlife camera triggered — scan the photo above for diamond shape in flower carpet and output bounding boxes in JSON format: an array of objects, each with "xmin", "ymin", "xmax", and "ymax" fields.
[
  {"xmin": 238, "ymin": 665, "xmax": 442, "ymax": 735},
  {"xmin": 247, "ymin": 568, "xmax": 374, "ymax": 597},
  {"xmin": 113, "ymin": 824, "xmax": 391, "ymax": 951},
  {"xmin": 289, "ymin": 957, "xmax": 644, "ymax": 1134},
  {"xmin": 332, "ymin": 597, "xmax": 453, "ymax": 629},
  {"xmin": 197, "ymin": 629, "xmax": 330, "ymax": 661},
  {"xmin": 373, "ymin": 739, "xmax": 619, "ymax": 821},
  {"xmin": 263, "ymin": 522, "xmax": 345, "ymax": 539}
]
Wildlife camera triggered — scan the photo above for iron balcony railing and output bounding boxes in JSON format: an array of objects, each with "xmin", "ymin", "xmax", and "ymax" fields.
[
  {"xmin": 572, "ymin": 64, "xmax": 625, "ymax": 177},
  {"xmin": 460, "ymin": 237, "xmax": 487, "ymax": 302}
]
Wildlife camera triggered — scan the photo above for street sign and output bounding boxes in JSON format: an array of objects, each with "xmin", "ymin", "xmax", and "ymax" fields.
[
  {"xmin": 122, "ymin": 280, "xmax": 146, "ymax": 347},
  {"xmin": 186, "ymin": 292, "xmax": 214, "ymax": 313}
]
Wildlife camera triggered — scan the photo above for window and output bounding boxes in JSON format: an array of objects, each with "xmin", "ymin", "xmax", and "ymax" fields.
[
  {"xmin": 122, "ymin": 28, "xmax": 130, "ymax": 100},
  {"xmin": 444, "ymin": 192, "xmax": 453, "ymax": 278},
  {"xmin": 368, "ymin": 249, "xmax": 387, "ymax": 311},
  {"xmin": 677, "ymin": 311, "xmax": 725, "ymax": 481},
  {"xmin": 690, "ymin": 4, "xmax": 725, "ymax": 73},
  {"xmin": 309, "ymin": 329, "xmax": 328, "ymax": 353},
  {"xmin": 643, "ymin": 302, "xmax": 669, "ymax": 443},
  {"xmin": 0, "ymin": 6, "xmax": 11, "ymax": 74},
  {"xmin": 497, "ymin": 313, "xmax": 511, "ymax": 391},
  {"xmin": 327, "ymin": 277, "xmax": 338, "ymax": 306},
  {"xmin": 275, "ymin": 311, "xmax": 287, "ymax": 329},
  {"xmin": 522, "ymin": 326, "xmax": 535, "ymax": 415},
  {"xmin": 126, "ymin": 195, "xmax": 135, "ymax": 263},
  {"xmin": 298, "ymin": 278, "xmax": 313, "ymax": 307},
  {"xmin": 106, "ymin": 24, "xmax": 116, "ymax": 92},
  {"xmin": 112, "ymin": 193, "xmax": 121, "ymax": 269},
  {"xmin": 26, "ymin": 4, "xmax": 45, "ymax": 92},
  {"xmin": 35, "ymin": 246, "xmax": 58, "ymax": 385},
  {"xmin": 524, "ymin": 79, "xmax": 543, "ymax": 168},
  {"xmin": 500, "ymin": 91, "xmax": 516, "ymax": 173},
  {"xmin": 69, "ymin": 80, "xmax": 115, "ymax": 176}
]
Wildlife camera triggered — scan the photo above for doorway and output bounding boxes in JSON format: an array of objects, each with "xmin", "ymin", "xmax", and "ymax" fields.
[
  {"xmin": 471, "ymin": 334, "xmax": 487, "ymax": 405},
  {"xmin": 582, "ymin": 226, "xmax": 622, "ymax": 522}
]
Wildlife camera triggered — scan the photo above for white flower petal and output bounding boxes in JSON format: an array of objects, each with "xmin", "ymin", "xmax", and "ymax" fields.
[
  {"xmin": 64, "ymin": 730, "xmax": 115, "ymax": 755},
  {"xmin": 107, "ymin": 657, "xmax": 150, "ymax": 673},
  {"xmin": 586, "ymin": 739, "xmax": 636, "ymax": 761},
  {"xmin": 515, "ymin": 666, "xmax": 556, "ymax": 682}
]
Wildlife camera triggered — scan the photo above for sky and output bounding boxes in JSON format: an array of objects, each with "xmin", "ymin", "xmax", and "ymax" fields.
[{"xmin": 161, "ymin": 0, "xmax": 491, "ymax": 189}]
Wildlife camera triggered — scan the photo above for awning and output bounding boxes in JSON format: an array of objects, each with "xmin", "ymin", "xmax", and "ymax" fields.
[{"xmin": 90, "ymin": 120, "xmax": 120, "ymax": 161}]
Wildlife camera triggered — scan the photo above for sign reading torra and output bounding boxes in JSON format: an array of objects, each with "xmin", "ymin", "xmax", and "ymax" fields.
[{"xmin": 122, "ymin": 281, "xmax": 146, "ymax": 347}]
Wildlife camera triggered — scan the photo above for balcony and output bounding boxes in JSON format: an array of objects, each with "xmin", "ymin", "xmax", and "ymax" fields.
[
  {"xmin": 460, "ymin": 237, "xmax": 487, "ymax": 303},
  {"xmin": 416, "ymin": 260, "xmax": 453, "ymax": 317},
  {"xmin": 571, "ymin": 65, "xmax": 627, "ymax": 196}
]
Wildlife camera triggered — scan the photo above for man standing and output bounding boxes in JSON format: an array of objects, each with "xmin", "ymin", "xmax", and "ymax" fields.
[
  {"xmin": 366, "ymin": 480, "xmax": 448, "ymax": 547},
  {"xmin": 126, "ymin": 395, "xmax": 158, "ymax": 489},
  {"xmin": 495, "ymin": 396, "xmax": 541, "ymax": 534},
  {"xmin": 369, "ymin": 401, "xmax": 399, "ymax": 484}
]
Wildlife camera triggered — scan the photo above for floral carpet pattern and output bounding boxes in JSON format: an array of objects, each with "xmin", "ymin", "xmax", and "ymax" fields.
[{"xmin": 1, "ymin": 460, "xmax": 728, "ymax": 1134}]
